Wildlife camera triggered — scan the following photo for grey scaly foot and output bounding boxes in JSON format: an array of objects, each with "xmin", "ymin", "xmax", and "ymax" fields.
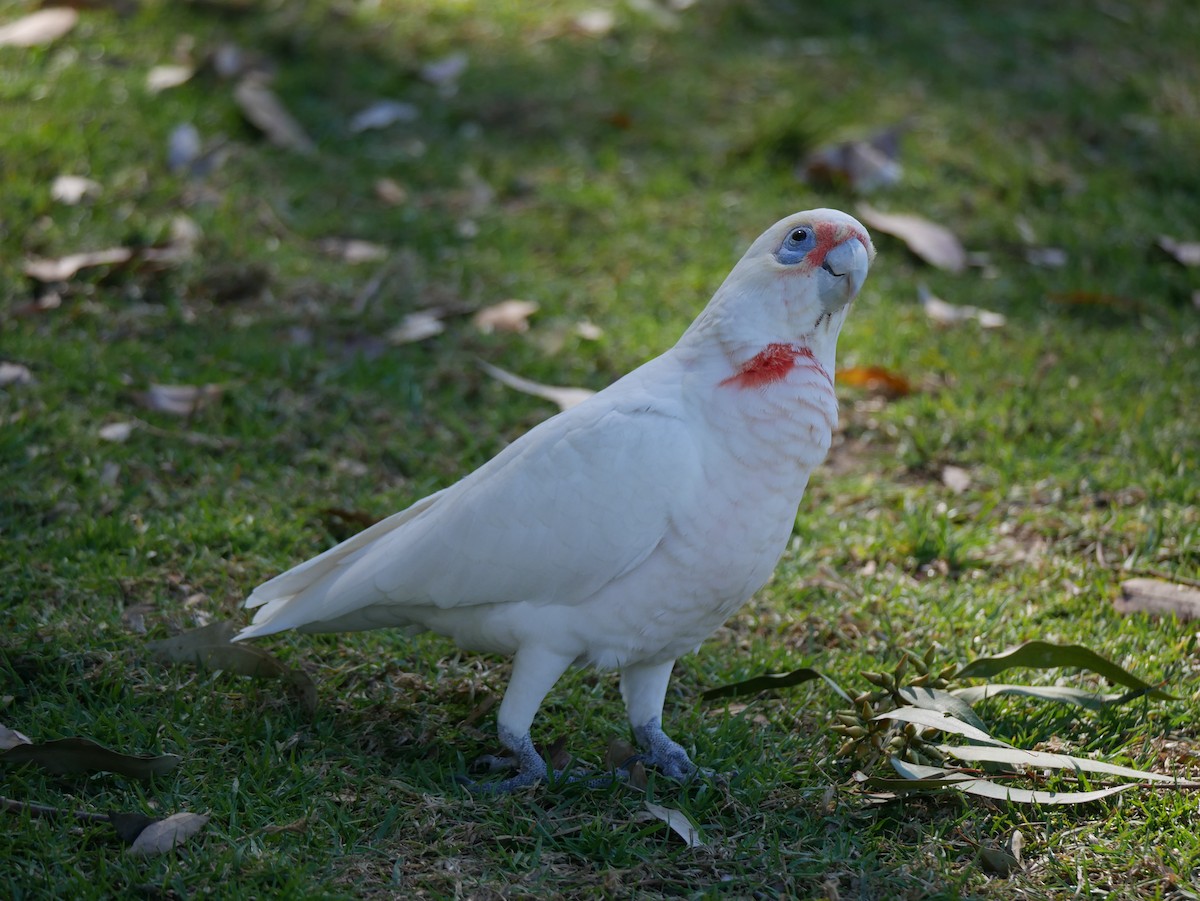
[
  {"xmin": 632, "ymin": 718, "xmax": 709, "ymax": 781},
  {"xmin": 459, "ymin": 727, "xmax": 552, "ymax": 793}
]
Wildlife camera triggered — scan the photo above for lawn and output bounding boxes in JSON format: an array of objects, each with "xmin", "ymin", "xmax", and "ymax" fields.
[{"xmin": 2, "ymin": 0, "xmax": 1198, "ymax": 898}]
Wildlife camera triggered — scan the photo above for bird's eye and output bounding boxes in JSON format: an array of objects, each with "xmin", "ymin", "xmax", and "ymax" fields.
[{"xmin": 775, "ymin": 224, "xmax": 816, "ymax": 264}]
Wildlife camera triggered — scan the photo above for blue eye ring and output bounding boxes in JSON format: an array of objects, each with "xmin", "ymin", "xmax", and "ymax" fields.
[{"xmin": 775, "ymin": 226, "xmax": 815, "ymax": 265}]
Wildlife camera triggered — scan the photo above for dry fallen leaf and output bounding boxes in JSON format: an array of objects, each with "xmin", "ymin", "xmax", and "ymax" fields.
[
  {"xmin": 50, "ymin": 174, "xmax": 101, "ymax": 205},
  {"xmin": 135, "ymin": 384, "xmax": 223, "ymax": 417},
  {"xmin": 574, "ymin": 9, "xmax": 616, "ymax": 36},
  {"xmin": 374, "ymin": 177, "xmax": 408, "ymax": 205},
  {"xmin": 233, "ymin": 73, "xmax": 316, "ymax": 155},
  {"xmin": 99, "ymin": 421, "xmax": 137, "ymax": 443},
  {"xmin": 0, "ymin": 362, "xmax": 35, "ymax": 387},
  {"xmin": 920, "ymin": 286, "xmax": 1006, "ymax": 329},
  {"xmin": 473, "ymin": 299, "xmax": 539, "ymax": 334},
  {"xmin": 1157, "ymin": 235, "xmax": 1200, "ymax": 267},
  {"xmin": 387, "ymin": 310, "xmax": 445, "ymax": 345},
  {"xmin": 146, "ymin": 64, "xmax": 195, "ymax": 93},
  {"xmin": 0, "ymin": 8, "xmax": 78, "ymax": 48},
  {"xmin": 350, "ymin": 100, "xmax": 419, "ymax": 134},
  {"xmin": 857, "ymin": 204, "xmax": 967, "ymax": 272},
  {"xmin": 0, "ymin": 736, "xmax": 180, "ymax": 779},
  {"xmin": 0, "ymin": 724, "xmax": 32, "ymax": 751},
  {"xmin": 642, "ymin": 802, "xmax": 705, "ymax": 848},
  {"xmin": 1115, "ymin": 578, "xmax": 1200, "ymax": 622},
  {"xmin": 478, "ymin": 361, "xmax": 595, "ymax": 412},
  {"xmin": 575, "ymin": 320, "xmax": 604, "ymax": 341},
  {"xmin": 941, "ymin": 465, "xmax": 971, "ymax": 494},
  {"xmin": 23, "ymin": 247, "xmax": 134, "ymax": 281},
  {"xmin": 802, "ymin": 125, "xmax": 904, "ymax": 193},
  {"xmin": 317, "ymin": 238, "xmax": 389, "ymax": 264},
  {"xmin": 836, "ymin": 365, "xmax": 913, "ymax": 398},
  {"xmin": 127, "ymin": 812, "xmax": 210, "ymax": 856}
]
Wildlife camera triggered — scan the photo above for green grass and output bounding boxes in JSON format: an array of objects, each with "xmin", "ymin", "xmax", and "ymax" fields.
[{"xmin": 3, "ymin": 0, "xmax": 1199, "ymax": 897}]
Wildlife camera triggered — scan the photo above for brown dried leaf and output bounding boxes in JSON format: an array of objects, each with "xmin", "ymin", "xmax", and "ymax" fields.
[
  {"xmin": 479, "ymin": 361, "xmax": 595, "ymax": 412},
  {"xmin": 317, "ymin": 238, "xmax": 389, "ymax": 264},
  {"xmin": 857, "ymin": 204, "xmax": 967, "ymax": 272},
  {"xmin": 50, "ymin": 174, "xmax": 101, "ymax": 204},
  {"xmin": 0, "ymin": 8, "xmax": 78, "ymax": 47},
  {"xmin": 1157, "ymin": 235, "xmax": 1200, "ymax": 267},
  {"xmin": 261, "ymin": 814, "xmax": 313, "ymax": 836},
  {"xmin": 1115, "ymin": 579, "xmax": 1200, "ymax": 622},
  {"xmin": 473, "ymin": 299, "xmax": 538, "ymax": 334},
  {"xmin": 802, "ymin": 126, "xmax": 904, "ymax": 193},
  {"xmin": 837, "ymin": 365, "xmax": 912, "ymax": 398},
  {"xmin": 1047, "ymin": 291, "xmax": 1142, "ymax": 312},
  {"xmin": 135, "ymin": 383, "xmax": 223, "ymax": 417},
  {"xmin": 233, "ymin": 73, "xmax": 315, "ymax": 155},
  {"xmin": 23, "ymin": 247, "xmax": 134, "ymax": 281},
  {"xmin": 127, "ymin": 812, "xmax": 210, "ymax": 856}
]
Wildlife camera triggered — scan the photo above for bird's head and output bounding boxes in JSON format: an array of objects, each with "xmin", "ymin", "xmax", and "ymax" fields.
[{"xmin": 683, "ymin": 209, "xmax": 875, "ymax": 367}]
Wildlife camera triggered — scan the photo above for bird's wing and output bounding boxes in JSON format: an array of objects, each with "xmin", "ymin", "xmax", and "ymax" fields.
[{"xmin": 237, "ymin": 357, "xmax": 703, "ymax": 638}]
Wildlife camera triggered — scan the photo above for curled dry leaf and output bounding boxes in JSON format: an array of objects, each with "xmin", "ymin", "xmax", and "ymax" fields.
[
  {"xmin": 1115, "ymin": 578, "xmax": 1200, "ymax": 622},
  {"xmin": 99, "ymin": 421, "xmax": 137, "ymax": 443},
  {"xmin": 350, "ymin": 100, "xmax": 419, "ymax": 134},
  {"xmin": 51, "ymin": 174, "xmax": 101, "ymax": 205},
  {"xmin": 387, "ymin": 310, "xmax": 445, "ymax": 345},
  {"xmin": 920, "ymin": 286, "xmax": 1006, "ymax": 329},
  {"xmin": 146, "ymin": 64, "xmax": 195, "ymax": 93},
  {"xmin": 0, "ymin": 736, "xmax": 180, "ymax": 779},
  {"xmin": 478, "ymin": 360, "xmax": 595, "ymax": 412},
  {"xmin": 127, "ymin": 812, "xmax": 210, "ymax": 856},
  {"xmin": 233, "ymin": 73, "xmax": 316, "ymax": 155},
  {"xmin": 136, "ymin": 383, "xmax": 223, "ymax": 417},
  {"xmin": 23, "ymin": 247, "xmax": 134, "ymax": 281},
  {"xmin": 0, "ymin": 362, "xmax": 35, "ymax": 387},
  {"xmin": 149, "ymin": 621, "xmax": 317, "ymax": 713},
  {"xmin": 473, "ymin": 299, "xmax": 539, "ymax": 334},
  {"xmin": 1157, "ymin": 235, "xmax": 1200, "ymax": 267},
  {"xmin": 0, "ymin": 724, "xmax": 33, "ymax": 750},
  {"xmin": 837, "ymin": 365, "xmax": 912, "ymax": 398},
  {"xmin": 857, "ymin": 204, "xmax": 967, "ymax": 272},
  {"xmin": 317, "ymin": 238, "xmax": 389, "ymax": 264},
  {"xmin": 0, "ymin": 8, "xmax": 78, "ymax": 48},
  {"xmin": 642, "ymin": 802, "xmax": 705, "ymax": 848}
]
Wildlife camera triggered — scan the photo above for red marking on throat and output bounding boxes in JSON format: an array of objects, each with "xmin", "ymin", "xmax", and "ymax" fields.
[{"xmin": 720, "ymin": 343, "xmax": 831, "ymax": 389}]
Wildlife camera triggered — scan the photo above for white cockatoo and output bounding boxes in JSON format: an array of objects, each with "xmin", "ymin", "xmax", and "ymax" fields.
[{"xmin": 236, "ymin": 209, "xmax": 874, "ymax": 790}]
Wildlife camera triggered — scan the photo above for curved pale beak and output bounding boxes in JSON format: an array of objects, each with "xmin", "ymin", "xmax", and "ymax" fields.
[{"xmin": 818, "ymin": 237, "xmax": 870, "ymax": 313}]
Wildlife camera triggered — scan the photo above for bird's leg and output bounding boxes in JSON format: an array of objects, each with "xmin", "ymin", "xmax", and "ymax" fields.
[
  {"xmin": 465, "ymin": 646, "xmax": 573, "ymax": 793},
  {"xmin": 619, "ymin": 659, "xmax": 699, "ymax": 781}
]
